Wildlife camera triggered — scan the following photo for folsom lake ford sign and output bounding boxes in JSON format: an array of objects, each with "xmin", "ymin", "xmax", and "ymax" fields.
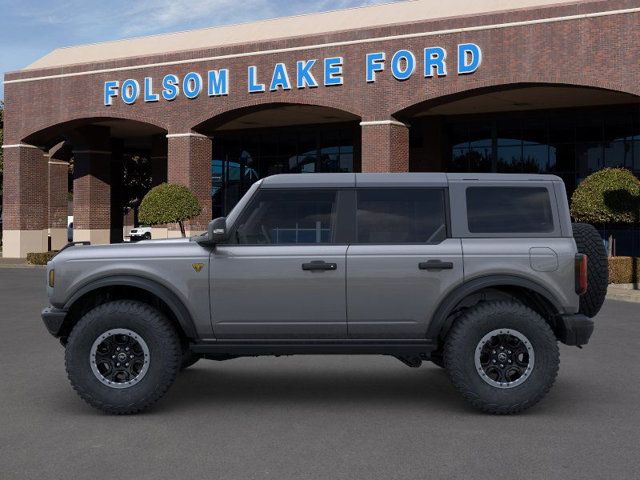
[{"xmin": 103, "ymin": 43, "xmax": 482, "ymax": 106}]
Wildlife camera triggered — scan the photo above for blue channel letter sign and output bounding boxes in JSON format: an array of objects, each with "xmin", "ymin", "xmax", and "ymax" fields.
[{"xmin": 104, "ymin": 43, "xmax": 482, "ymax": 106}]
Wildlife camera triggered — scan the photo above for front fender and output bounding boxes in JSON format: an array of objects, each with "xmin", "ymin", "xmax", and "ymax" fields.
[{"xmin": 62, "ymin": 275, "xmax": 199, "ymax": 339}]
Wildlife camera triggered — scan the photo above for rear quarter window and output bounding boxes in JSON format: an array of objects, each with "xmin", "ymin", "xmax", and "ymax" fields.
[{"xmin": 466, "ymin": 186, "xmax": 554, "ymax": 233}]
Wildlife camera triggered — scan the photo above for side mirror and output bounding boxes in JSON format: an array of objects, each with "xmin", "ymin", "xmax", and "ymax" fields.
[{"xmin": 207, "ymin": 217, "xmax": 228, "ymax": 244}]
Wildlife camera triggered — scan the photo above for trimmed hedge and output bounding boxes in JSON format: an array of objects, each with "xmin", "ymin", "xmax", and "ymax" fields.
[
  {"xmin": 571, "ymin": 168, "xmax": 640, "ymax": 224},
  {"xmin": 27, "ymin": 251, "xmax": 57, "ymax": 265},
  {"xmin": 139, "ymin": 183, "xmax": 202, "ymax": 237},
  {"xmin": 608, "ymin": 256, "xmax": 640, "ymax": 284}
]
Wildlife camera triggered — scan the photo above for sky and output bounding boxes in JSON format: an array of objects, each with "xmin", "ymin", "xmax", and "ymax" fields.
[{"xmin": 0, "ymin": 0, "xmax": 403, "ymax": 100}]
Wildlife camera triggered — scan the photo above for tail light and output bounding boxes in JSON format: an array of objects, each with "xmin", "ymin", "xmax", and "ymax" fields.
[{"xmin": 575, "ymin": 254, "xmax": 588, "ymax": 295}]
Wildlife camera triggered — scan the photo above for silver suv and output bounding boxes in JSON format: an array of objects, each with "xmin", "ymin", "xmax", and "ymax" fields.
[{"xmin": 42, "ymin": 173, "xmax": 607, "ymax": 414}]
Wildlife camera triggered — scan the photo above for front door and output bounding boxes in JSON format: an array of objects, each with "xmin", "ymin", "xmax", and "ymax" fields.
[
  {"xmin": 346, "ymin": 188, "xmax": 463, "ymax": 338},
  {"xmin": 210, "ymin": 188, "xmax": 348, "ymax": 339}
]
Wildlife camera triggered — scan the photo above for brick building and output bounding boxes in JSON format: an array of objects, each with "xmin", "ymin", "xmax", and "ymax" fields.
[{"xmin": 2, "ymin": 0, "xmax": 640, "ymax": 257}]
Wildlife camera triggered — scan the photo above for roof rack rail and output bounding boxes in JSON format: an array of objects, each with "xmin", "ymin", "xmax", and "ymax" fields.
[{"xmin": 56, "ymin": 241, "xmax": 91, "ymax": 255}]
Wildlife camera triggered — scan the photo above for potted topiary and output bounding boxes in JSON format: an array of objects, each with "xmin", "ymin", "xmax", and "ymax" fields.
[{"xmin": 139, "ymin": 183, "xmax": 202, "ymax": 237}]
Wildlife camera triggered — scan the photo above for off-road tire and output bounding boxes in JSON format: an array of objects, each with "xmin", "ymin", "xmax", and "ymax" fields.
[
  {"xmin": 572, "ymin": 223, "xmax": 608, "ymax": 318},
  {"xmin": 444, "ymin": 300, "xmax": 559, "ymax": 414},
  {"xmin": 430, "ymin": 350, "xmax": 445, "ymax": 368},
  {"xmin": 65, "ymin": 300, "xmax": 181, "ymax": 414}
]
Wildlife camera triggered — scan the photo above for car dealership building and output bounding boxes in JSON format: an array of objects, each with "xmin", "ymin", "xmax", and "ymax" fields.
[{"xmin": 2, "ymin": 0, "xmax": 640, "ymax": 257}]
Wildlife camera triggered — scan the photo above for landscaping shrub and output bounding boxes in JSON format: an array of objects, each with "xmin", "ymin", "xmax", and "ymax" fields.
[
  {"xmin": 608, "ymin": 256, "xmax": 640, "ymax": 284},
  {"xmin": 27, "ymin": 251, "xmax": 58, "ymax": 265},
  {"xmin": 571, "ymin": 168, "xmax": 640, "ymax": 256},
  {"xmin": 139, "ymin": 183, "xmax": 202, "ymax": 237},
  {"xmin": 571, "ymin": 168, "xmax": 640, "ymax": 224}
]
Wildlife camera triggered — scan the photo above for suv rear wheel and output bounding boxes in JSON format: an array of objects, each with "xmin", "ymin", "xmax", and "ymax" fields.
[
  {"xmin": 65, "ymin": 300, "xmax": 181, "ymax": 414},
  {"xmin": 444, "ymin": 300, "xmax": 559, "ymax": 414}
]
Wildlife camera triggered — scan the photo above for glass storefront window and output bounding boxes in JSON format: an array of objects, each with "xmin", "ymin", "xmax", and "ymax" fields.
[
  {"xmin": 435, "ymin": 103, "xmax": 640, "ymax": 255},
  {"xmin": 451, "ymin": 147, "xmax": 470, "ymax": 172},
  {"xmin": 468, "ymin": 148, "xmax": 492, "ymax": 172},
  {"xmin": 441, "ymin": 104, "xmax": 640, "ymax": 194},
  {"xmin": 523, "ymin": 144, "xmax": 550, "ymax": 173},
  {"xmin": 576, "ymin": 142, "xmax": 603, "ymax": 175},
  {"xmin": 604, "ymin": 140, "xmax": 633, "ymax": 168},
  {"xmin": 211, "ymin": 123, "xmax": 358, "ymax": 217},
  {"xmin": 523, "ymin": 121, "xmax": 547, "ymax": 146},
  {"xmin": 576, "ymin": 118, "xmax": 603, "ymax": 142},
  {"xmin": 552, "ymin": 144, "xmax": 575, "ymax": 173}
]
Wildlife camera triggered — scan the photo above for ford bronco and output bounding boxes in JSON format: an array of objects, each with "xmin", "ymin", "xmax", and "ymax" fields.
[{"xmin": 42, "ymin": 173, "xmax": 607, "ymax": 414}]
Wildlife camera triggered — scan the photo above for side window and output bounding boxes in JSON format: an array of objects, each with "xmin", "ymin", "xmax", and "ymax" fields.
[
  {"xmin": 234, "ymin": 189, "xmax": 338, "ymax": 244},
  {"xmin": 466, "ymin": 187, "xmax": 554, "ymax": 233},
  {"xmin": 356, "ymin": 189, "xmax": 447, "ymax": 244}
]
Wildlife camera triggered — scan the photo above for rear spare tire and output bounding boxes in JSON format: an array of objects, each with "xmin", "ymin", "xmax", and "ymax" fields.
[{"xmin": 572, "ymin": 223, "xmax": 608, "ymax": 318}]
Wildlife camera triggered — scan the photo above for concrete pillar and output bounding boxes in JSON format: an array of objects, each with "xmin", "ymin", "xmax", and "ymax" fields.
[
  {"xmin": 166, "ymin": 132, "xmax": 212, "ymax": 236},
  {"xmin": 1, "ymin": 144, "xmax": 49, "ymax": 258},
  {"xmin": 360, "ymin": 120, "xmax": 410, "ymax": 173}
]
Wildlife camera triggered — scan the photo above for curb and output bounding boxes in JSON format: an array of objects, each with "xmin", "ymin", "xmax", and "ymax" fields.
[
  {"xmin": 0, "ymin": 264, "xmax": 45, "ymax": 269},
  {"xmin": 606, "ymin": 289, "xmax": 640, "ymax": 304}
]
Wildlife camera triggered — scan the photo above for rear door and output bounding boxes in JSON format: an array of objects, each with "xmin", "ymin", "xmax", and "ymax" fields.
[
  {"xmin": 210, "ymin": 187, "xmax": 350, "ymax": 339},
  {"xmin": 346, "ymin": 187, "xmax": 463, "ymax": 338}
]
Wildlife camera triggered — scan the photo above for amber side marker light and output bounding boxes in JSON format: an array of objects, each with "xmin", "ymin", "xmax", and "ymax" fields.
[
  {"xmin": 48, "ymin": 269, "xmax": 55, "ymax": 288},
  {"xmin": 575, "ymin": 254, "xmax": 588, "ymax": 295}
]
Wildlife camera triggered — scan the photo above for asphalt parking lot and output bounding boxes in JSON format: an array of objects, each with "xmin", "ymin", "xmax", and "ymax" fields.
[{"xmin": 1, "ymin": 268, "xmax": 639, "ymax": 480}]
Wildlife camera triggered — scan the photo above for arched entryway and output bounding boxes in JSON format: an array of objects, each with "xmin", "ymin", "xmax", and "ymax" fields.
[
  {"xmin": 193, "ymin": 103, "xmax": 361, "ymax": 218},
  {"xmin": 5, "ymin": 118, "xmax": 168, "ymax": 254},
  {"xmin": 396, "ymin": 84, "xmax": 640, "ymax": 185}
]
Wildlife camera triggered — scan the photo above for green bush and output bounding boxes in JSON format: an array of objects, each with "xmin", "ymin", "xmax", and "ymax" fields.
[
  {"xmin": 139, "ymin": 183, "xmax": 202, "ymax": 237},
  {"xmin": 571, "ymin": 168, "xmax": 640, "ymax": 224},
  {"xmin": 608, "ymin": 256, "xmax": 640, "ymax": 284},
  {"xmin": 27, "ymin": 251, "xmax": 57, "ymax": 265}
]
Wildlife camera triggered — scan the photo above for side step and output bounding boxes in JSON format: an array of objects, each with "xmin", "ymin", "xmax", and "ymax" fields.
[{"xmin": 190, "ymin": 339, "xmax": 437, "ymax": 357}]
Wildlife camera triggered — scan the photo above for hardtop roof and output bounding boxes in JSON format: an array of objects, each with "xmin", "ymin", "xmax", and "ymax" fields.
[{"xmin": 260, "ymin": 172, "xmax": 562, "ymax": 188}]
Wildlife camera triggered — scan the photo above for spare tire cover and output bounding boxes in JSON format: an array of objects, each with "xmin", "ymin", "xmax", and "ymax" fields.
[{"xmin": 572, "ymin": 223, "xmax": 608, "ymax": 318}]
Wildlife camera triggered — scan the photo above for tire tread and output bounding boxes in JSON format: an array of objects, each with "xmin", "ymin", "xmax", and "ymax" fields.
[
  {"xmin": 65, "ymin": 300, "xmax": 181, "ymax": 415},
  {"xmin": 572, "ymin": 223, "xmax": 608, "ymax": 318},
  {"xmin": 444, "ymin": 300, "xmax": 559, "ymax": 415}
]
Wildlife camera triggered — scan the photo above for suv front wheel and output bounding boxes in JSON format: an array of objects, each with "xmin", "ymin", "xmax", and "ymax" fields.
[
  {"xmin": 444, "ymin": 300, "xmax": 559, "ymax": 414},
  {"xmin": 65, "ymin": 300, "xmax": 181, "ymax": 414}
]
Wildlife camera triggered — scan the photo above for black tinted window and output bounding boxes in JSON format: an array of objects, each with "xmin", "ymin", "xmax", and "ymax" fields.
[
  {"xmin": 235, "ymin": 189, "xmax": 337, "ymax": 244},
  {"xmin": 466, "ymin": 187, "xmax": 554, "ymax": 233},
  {"xmin": 356, "ymin": 189, "xmax": 447, "ymax": 243}
]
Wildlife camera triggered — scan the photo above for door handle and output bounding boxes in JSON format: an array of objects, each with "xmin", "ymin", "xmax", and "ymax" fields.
[
  {"xmin": 302, "ymin": 261, "xmax": 338, "ymax": 272},
  {"xmin": 419, "ymin": 260, "xmax": 454, "ymax": 271}
]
